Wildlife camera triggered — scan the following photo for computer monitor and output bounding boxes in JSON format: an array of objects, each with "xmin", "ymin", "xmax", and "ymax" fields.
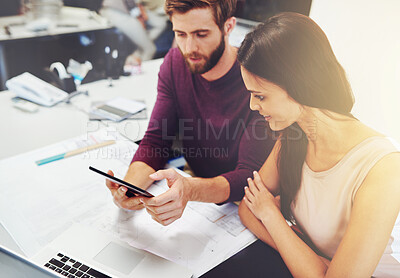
[
  {"xmin": 230, "ymin": 0, "xmax": 313, "ymax": 47},
  {"xmin": 0, "ymin": 0, "xmax": 21, "ymax": 17},
  {"xmin": 234, "ymin": 0, "xmax": 312, "ymax": 23}
]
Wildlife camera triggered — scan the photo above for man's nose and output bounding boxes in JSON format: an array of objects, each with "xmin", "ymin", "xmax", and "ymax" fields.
[{"xmin": 186, "ymin": 36, "xmax": 198, "ymax": 54}]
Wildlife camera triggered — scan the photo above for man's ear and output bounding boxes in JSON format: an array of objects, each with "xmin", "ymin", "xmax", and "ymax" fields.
[{"xmin": 224, "ymin": 17, "xmax": 236, "ymax": 36}]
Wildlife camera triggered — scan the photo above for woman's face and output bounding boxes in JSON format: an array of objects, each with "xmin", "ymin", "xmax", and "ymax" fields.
[{"xmin": 241, "ymin": 67, "xmax": 303, "ymax": 131}]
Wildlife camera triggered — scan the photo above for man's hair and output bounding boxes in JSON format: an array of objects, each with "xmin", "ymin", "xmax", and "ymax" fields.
[{"xmin": 164, "ymin": 0, "xmax": 237, "ymax": 30}]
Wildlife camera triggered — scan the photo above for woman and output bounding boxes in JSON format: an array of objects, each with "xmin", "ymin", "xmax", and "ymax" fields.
[{"xmin": 237, "ymin": 12, "xmax": 400, "ymax": 277}]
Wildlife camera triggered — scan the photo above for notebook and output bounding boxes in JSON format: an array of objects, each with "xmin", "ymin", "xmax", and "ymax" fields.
[{"xmin": 31, "ymin": 224, "xmax": 192, "ymax": 278}]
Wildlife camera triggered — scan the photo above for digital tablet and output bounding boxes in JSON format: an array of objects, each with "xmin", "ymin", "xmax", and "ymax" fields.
[{"xmin": 89, "ymin": 166, "xmax": 154, "ymax": 198}]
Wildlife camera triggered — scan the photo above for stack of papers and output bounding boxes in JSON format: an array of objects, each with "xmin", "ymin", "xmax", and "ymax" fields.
[{"xmin": 90, "ymin": 97, "xmax": 146, "ymax": 121}]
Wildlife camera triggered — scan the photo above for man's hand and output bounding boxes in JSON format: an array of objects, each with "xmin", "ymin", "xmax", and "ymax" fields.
[
  {"xmin": 105, "ymin": 170, "xmax": 145, "ymax": 210},
  {"xmin": 141, "ymin": 169, "xmax": 192, "ymax": 226}
]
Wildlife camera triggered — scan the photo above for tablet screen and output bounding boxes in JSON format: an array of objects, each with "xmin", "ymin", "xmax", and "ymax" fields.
[{"xmin": 89, "ymin": 166, "xmax": 154, "ymax": 198}]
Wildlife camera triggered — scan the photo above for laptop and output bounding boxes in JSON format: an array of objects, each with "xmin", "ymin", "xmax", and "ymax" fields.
[
  {"xmin": 31, "ymin": 223, "xmax": 192, "ymax": 278},
  {"xmin": 0, "ymin": 244, "xmax": 61, "ymax": 278}
]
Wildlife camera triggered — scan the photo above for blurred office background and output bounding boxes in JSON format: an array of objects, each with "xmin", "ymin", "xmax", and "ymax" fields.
[
  {"xmin": 310, "ymin": 0, "xmax": 400, "ymax": 143},
  {"xmin": 0, "ymin": 0, "xmax": 311, "ymax": 89},
  {"xmin": 0, "ymin": 0, "xmax": 399, "ymax": 142}
]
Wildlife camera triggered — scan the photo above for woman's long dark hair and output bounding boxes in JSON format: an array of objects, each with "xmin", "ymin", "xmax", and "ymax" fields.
[{"xmin": 237, "ymin": 12, "xmax": 355, "ymax": 222}]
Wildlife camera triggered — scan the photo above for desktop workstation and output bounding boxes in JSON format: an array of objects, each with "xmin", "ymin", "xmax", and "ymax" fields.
[{"xmin": 0, "ymin": 5, "xmax": 115, "ymax": 91}]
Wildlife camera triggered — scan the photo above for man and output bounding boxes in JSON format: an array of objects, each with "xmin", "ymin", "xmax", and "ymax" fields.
[{"xmin": 106, "ymin": 0, "xmax": 275, "ymax": 226}]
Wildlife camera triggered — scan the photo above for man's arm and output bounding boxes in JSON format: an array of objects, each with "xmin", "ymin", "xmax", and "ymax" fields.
[
  {"xmin": 141, "ymin": 115, "xmax": 275, "ymax": 225},
  {"xmin": 220, "ymin": 114, "xmax": 276, "ymax": 202},
  {"xmin": 186, "ymin": 115, "xmax": 276, "ymax": 204},
  {"xmin": 124, "ymin": 161, "xmax": 156, "ymax": 190},
  {"xmin": 105, "ymin": 50, "xmax": 177, "ymax": 210},
  {"xmin": 186, "ymin": 176, "xmax": 229, "ymax": 204}
]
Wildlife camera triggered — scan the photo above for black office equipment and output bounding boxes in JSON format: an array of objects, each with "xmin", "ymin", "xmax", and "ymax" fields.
[{"xmin": 202, "ymin": 240, "xmax": 293, "ymax": 278}]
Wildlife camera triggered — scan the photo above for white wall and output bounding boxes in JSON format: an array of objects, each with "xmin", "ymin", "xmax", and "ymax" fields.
[{"xmin": 309, "ymin": 0, "xmax": 400, "ymax": 142}]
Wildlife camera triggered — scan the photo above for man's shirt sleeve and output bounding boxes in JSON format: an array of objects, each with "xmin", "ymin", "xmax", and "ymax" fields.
[
  {"xmin": 131, "ymin": 51, "xmax": 178, "ymax": 170},
  {"xmin": 221, "ymin": 115, "xmax": 276, "ymax": 203}
]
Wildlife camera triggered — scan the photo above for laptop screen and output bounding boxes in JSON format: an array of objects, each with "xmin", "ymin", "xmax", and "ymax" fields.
[{"xmin": 0, "ymin": 246, "xmax": 59, "ymax": 278}]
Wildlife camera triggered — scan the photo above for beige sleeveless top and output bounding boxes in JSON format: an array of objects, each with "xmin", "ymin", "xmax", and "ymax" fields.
[{"xmin": 291, "ymin": 136, "xmax": 400, "ymax": 277}]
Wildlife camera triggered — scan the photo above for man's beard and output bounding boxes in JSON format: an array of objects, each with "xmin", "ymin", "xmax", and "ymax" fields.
[{"xmin": 180, "ymin": 35, "xmax": 226, "ymax": 74}]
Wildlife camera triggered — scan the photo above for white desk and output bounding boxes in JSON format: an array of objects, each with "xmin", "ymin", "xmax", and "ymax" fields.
[
  {"xmin": 0, "ymin": 58, "xmax": 162, "ymax": 160},
  {"xmin": 0, "ymin": 58, "xmax": 162, "ymax": 256},
  {"xmin": 0, "ymin": 59, "xmax": 257, "ymax": 276}
]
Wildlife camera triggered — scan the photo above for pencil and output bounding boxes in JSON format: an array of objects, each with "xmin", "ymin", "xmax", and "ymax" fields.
[{"xmin": 35, "ymin": 140, "xmax": 116, "ymax": 166}]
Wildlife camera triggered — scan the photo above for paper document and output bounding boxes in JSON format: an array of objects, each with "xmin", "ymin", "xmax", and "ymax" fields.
[
  {"xmin": 89, "ymin": 100, "xmax": 147, "ymax": 121},
  {"xmin": 0, "ymin": 129, "xmax": 256, "ymax": 277},
  {"xmin": 89, "ymin": 180, "xmax": 255, "ymax": 276},
  {"xmin": 91, "ymin": 97, "xmax": 146, "ymax": 121}
]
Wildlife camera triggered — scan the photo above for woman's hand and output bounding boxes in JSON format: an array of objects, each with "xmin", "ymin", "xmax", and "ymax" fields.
[{"xmin": 244, "ymin": 171, "xmax": 281, "ymax": 222}]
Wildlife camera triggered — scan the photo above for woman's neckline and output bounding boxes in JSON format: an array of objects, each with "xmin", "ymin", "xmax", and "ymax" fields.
[{"xmin": 304, "ymin": 135, "xmax": 386, "ymax": 175}]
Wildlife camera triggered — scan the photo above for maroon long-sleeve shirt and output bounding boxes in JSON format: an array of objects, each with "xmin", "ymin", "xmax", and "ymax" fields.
[{"xmin": 132, "ymin": 48, "xmax": 275, "ymax": 202}]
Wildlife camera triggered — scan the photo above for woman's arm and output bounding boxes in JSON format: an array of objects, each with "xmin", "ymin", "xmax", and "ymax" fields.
[
  {"xmin": 240, "ymin": 138, "xmax": 331, "ymax": 274},
  {"xmin": 239, "ymin": 198, "xmax": 332, "ymax": 266},
  {"xmin": 244, "ymin": 153, "xmax": 400, "ymax": 278},
  {"xmin": 238, "ymin": 140, "xmax": 281, "ymax": 249},
  {"xmin": 257, "ymin": 140, "xmax": 281, "ymax": 195},
  {"xmin": 325, "ymin": 152, "xmax": 400, "ymax": 277},
  {"xmin": 244, "ymin": 172, "xmax": 330, "ymax": 277},
  {"xmin": 238, "ymin": 200, "xmax": 278, "ymax": 250}
]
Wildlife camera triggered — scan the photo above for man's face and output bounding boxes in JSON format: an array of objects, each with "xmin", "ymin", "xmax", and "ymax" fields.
[{"xmin": 171, "ymin": 8, "xmax": 226, "ymax": 74}]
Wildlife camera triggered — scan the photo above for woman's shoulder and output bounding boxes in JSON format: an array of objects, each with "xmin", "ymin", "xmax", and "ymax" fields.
[
  {"xmin": 343, "ymin": 122, "xmax": 397, "ymax": 152},
  {"xmin": 368, "ymin": 151, "xmax": 400, "ymax": 179},
  {"xmin": 356, "ymin": 135, "xmax": 400, "ymax": 197},
  {"xmin": 348, "ymin": 121, "xmax": 384, "ymax": 141}
]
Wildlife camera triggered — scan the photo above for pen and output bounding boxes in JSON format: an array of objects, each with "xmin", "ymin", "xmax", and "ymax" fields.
[{"xmin": 35, "ymin": 140, "xmax": 116, "ymax": 166}]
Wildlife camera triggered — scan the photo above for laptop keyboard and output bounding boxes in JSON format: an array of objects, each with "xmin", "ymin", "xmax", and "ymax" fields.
[{"xmin": 44, "ymin": 253, "xmax": 112, "ymax": 278}]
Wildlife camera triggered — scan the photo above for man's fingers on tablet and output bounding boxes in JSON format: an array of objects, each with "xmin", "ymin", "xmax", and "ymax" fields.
[
  {"xmin": 146, "ymin": 206, "xmax": 173, "ymax": 219},
  {"xmin": 144, "ymin": 201, "xmax": 175, "ymax": 215},
  {"xmin": 123, "ymin": 197, "xmax": 144, "ymax": 210},
  {"xmin": 105, "ymin": 170, "xmax": 118, "ymax": 190},
  {"xmin": 163, "ymin": 216, "xmax": 180, "ymax": 226},
  {"xmin": 157, "ymin": 210, "xmax": 181, "ymax": 222},
  {"xmin": 121, "ymin": 201, "xmax": 143, "ymax": 210},
  {"xmin": 112, "ymin": 186, "xmax": 127, "ymax": 203},
  {"xmin": 150, "ymin": 213, "xmax": 180, "ymax": 226},
  {"xmin": 145, "ymin": 190, "xmax": 174, "ymax": 207},
  {"xmin": 113, "ymin": 198, "xmax": 122, "ymax": 208}
]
